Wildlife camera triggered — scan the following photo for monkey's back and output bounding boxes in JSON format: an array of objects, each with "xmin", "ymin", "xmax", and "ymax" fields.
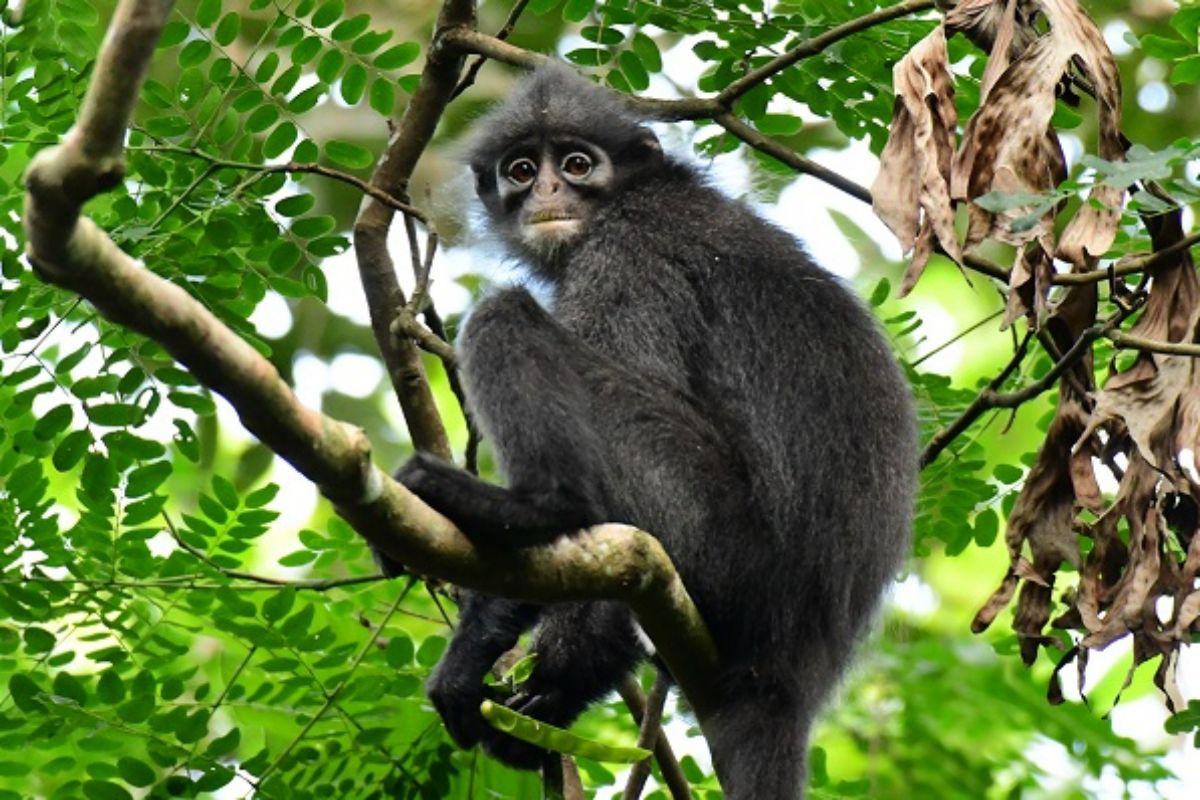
[{"xmin": 551, "ymin": 162, "xmax": 917, "ymax": 677}]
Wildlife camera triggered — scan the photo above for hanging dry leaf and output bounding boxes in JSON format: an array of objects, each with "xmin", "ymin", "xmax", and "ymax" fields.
[
  {"xmin": 871, "ymin": 25, "xmax": 961, "ymax": 296},
  {"xmin": 1037, "ymin": 0, "xmax": 1124, "ymax": 266},
  {"xmin": 1002, "ymin": 239, "xmax": 1055, "ymax": 329},
  {"xmin": 944, "ymin": 0, "xmax": 1041, "ymax": 63},
  {"xmin": 953, "ymin": 33, "xmax": 1071, "ymax": 249},
  {"xmin": 971, "ymin": 277, "xmax": 1100, "ymax": 661},
  {"xmin": 1078, "ymin": 206, "xmax": 1200, "ymax": 468}
]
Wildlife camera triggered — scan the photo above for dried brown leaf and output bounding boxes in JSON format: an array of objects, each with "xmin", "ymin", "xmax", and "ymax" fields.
[
  {"xmin": 872, "ymin": 26, "xmax": 961, "ymax": 295},
  {"xmin": 1081, "ymin": 506, "xmax": 1161, "ymax": 650},
  {"xmin": 953, "ymin": 34, "xmax": 1070, "ymax": 248},
  {"xmin": 1039, "ymin": 0, "xmax": 1125, "ymax": 266},
  {"xmin": 944, "ymin": 0, "xmax": 1041, "ymax": 66},
  {"xmin": 1002, "ymin": 241, "xmax": 1055, "ymax": 330}
]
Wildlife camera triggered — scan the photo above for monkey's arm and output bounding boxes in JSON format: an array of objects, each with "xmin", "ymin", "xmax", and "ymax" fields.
[{"xmin": 427, "ymin": 591, "xmax": 542, "ymax": 749}]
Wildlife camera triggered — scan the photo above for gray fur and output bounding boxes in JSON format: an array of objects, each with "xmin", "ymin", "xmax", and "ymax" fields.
[{"xmin": 380, "ymin": 63, "xmax": 918, "ymax": 799}]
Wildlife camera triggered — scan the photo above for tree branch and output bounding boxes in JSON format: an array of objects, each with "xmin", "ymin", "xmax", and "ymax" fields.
[
  {"xmin": 22, "ymin": 0, "xmax": 720, "ymax": 719},
  {"xmin": 349, "ymin": 2, "xmax": 479, "ymax": 460},
  {"xmin": 619, "ymin": 675, "xmax": 693, "ymax": 800},
  {"xmin": 713, "ymin": 0, "xmax": 937, "ymax": 110},
  {"xmin": 622, "ymin": 671, "xmax": 673, "ymax": 800}
]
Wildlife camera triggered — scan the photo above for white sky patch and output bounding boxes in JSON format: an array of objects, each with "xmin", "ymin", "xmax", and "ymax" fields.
[
  {"xmin": 1138, "ymin": 81, "xmax": 1173, "ymax": 113},
  {"xmin": 329, "ymin": 352, "xmax": 384, "ymax": 398},
  {"xmin": 888, "ymin": 573, "xmax": 939, "ymax": 618},
  {"xmin": 1103, "ymin": 19, "xmax": 1135, "ymax": 57},
  {"xmin": 248, "ymin": 290, "xmax": 294, "ymax": 339}
]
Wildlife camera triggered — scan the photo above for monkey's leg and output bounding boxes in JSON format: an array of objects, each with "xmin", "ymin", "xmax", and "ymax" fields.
[
  {"xmin": 426, "ymin": 591, "xmax": 541, "ymax": 751},
  {"xmin": 398, "ymin": 287, "xmax": 616, "ymax": 544},
  {"xmin": 480, "ymin": 601, "xmax": 646, "ymax": 769}
]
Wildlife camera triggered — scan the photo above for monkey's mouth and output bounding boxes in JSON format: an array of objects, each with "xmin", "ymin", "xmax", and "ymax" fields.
[{"xmin": 525, "ymin": 211, "xmax": 580, "ymax": 225}]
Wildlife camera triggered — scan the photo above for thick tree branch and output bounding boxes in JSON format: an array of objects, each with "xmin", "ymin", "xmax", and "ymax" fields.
[{"xmin": 22, "ymin": 0, "xmax": 720, "ymax": 721}]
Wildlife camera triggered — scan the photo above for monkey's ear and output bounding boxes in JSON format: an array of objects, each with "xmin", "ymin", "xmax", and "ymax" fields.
[{"xmin": 632, "ymin": 127, "xmax": 663, "ymax": 161}]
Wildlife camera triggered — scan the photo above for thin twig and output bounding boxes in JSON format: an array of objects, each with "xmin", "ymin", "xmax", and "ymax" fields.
[
  {"xmin": 920, "ymin": 304, "xmax": 1143, "ymax": 469},
  {"xmin": 622, "ymin": 671, "xmax": 672, "ymax": 800},
  {"xmin": 910, "ymin": 309, "xmax": 1004, "ymax": 368},
  {"xmin": 619, "ymin": 674, "xmax": 693, "ymax": 800},
  {"xmin": 450, "ymin": 0, "xmax": 533, "ymax": 100}
]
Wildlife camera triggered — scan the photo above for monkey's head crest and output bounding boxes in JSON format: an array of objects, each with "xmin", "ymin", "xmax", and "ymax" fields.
[
  {"xmin": 466, "ymin": 62, "xmax": 660, "ymax": 176},
  {"xmin": 466, "ymin": 63, "xmax": 665, "ymax": 272}
]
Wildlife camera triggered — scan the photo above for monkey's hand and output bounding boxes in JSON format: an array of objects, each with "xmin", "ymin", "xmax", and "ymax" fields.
[
  {"xmin": 479, "ymin": 684, "xmax": 576, "ymax": 770},
  {"xmin": 427, "ymin": 659, "xmax": 499, "ymax": 753}
]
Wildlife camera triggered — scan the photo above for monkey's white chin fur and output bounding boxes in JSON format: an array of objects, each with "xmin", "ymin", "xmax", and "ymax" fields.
[
  {"xmin": 522, "ymin": 219, "xmax": 582, "ymax": 246},
  {"xmin": 520, "ymin": 220, "xmax": 585, "ymax": 261}
]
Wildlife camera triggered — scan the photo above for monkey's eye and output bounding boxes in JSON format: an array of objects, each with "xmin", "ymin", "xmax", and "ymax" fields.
[
  {"xmin": 561, "ymin": 152, "xmax": 593, "ymax": 179},
  {"xmin": 505, "ymin": 158, "xmax": 537, "ymax": 186}
]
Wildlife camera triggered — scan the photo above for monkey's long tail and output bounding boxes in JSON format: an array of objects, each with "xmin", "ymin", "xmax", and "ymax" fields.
[{"xmin": 703, "ymin": 682, "xmax": 813, "ymax": 800}]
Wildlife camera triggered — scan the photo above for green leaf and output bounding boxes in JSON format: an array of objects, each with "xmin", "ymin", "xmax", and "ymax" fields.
[
  {"xmin": 263, "ymin": 121, "xmax": 299, "ymax": 158},
  {"xmin": 416, "ymin": 635, "xmax": 447, "ymax": 666},
  {"xmin": 1171, "ymin": 55, "xmax": 1200, "ymax": 84},
  {"xmin": 97, "ymin": 670, "xmax": 125, "ymax": 704},
  {"xmin": 159, "ymin": 21, "xmax": 190, "ymax": 48},
  {"xmin": 565, "ymin": 48, "xmax": 611, "ymax": 67},
  {"xmin": 581, "ymin": 25, "xmax": 623, "ymax": 46},
  {"xmin": 34, "ymin": 404, "xmax": 73, "ymax": 440},
  {"xmin": 246, "ymin": 483, "xmax": 280, "ymax": 507},
  {"xmin": 262, "ymin": 588, "xmax": 296, "ymax": 622},
  {"xmin": 993, "ymin": 464, "xmax": 1024, "ymax": 484},
  {"xmin": 214, "ymin": 12, "xmax": 240, "ymax": 46},
  {"xmin": 1140, "ymin": 33, "xmax": 1192, "ymax": 60},
  {"xmin": 292, "ymin": 35, "xmax": 322, "ymax": 66},
  {"xmin": 340, "ymin": 63, "xmax": 367, "ymax": 104},
  {"xmin": 312, "ymin": 0, "xmax": 344, "ymax": 27},
  {"xmin": 275, "ymin": 193, "xmax": 315, "ymax": 217},
  {"xmin": 869, "ymin": 278, "xmax": 891, "ymax": 307},
  {"xmin": 197, "ymin": 0, "xmax": 222, "ymax": 27},
  {"xmin": 631, "ymin": 32, "xmax": 662, "ymax": 72},
  {"xmin": 52, "ymin": 672, "xmax": 87, "ymax": 706},
  {"xmin": 974, "ymin": 509, "xmax": 999, "ymax": 548},
  {"xmin": 373, "ymin": 42, "xmax": 420, "ymax": 70},
  {"xmin": 324, "ymin": 140, "xmax": 374, "ymax": 169},
  {"xmin": 332, "ymin": 14, "xmax": 371, "ymax": 41},
  {"xmin": 116, "ymin": 757, "xmax": 156, "ymax": 788},
  {"xmin": 88, "ymin": 403, "xmax": 142, "ymax": 427},
  {"xmin": 481, "ymin": 700, "xmax": 650, "ymax": 763},
  {"xmin": 8, "ymin": 674, "xmax": 43, "ymax": 712},
  {"xmin": 179, "ymin": 39, "xmax": 212, "ymax": 69},
  {"xmin": 618, "ymin": 51, "xmax": 649, "ymax": 91},
  {"xmin": 82, "ymin": 781, "xmax": 133, "ymax": 800},
  {"xmin": 279, "ymin": 549, "xmax": 317, "ymax": 566},
  {"xmin": 316, "ymin": 48, "xmax": 345, "ymax": 83},
  {"xmin": 369, "ymin": 77, "xmax": 396, "ymax": 116},
  {"xmin": 127, "ymin": 461, "xmax": 171, "ymax": 497},
  {"xmin": 562, "ymin": 0, "xmax": 594, "ymax": 23}
]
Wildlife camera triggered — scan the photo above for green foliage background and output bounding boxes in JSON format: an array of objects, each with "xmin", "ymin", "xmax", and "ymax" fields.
[{"xmin": 1, "ymin": 0, "xmax": 1198, "ymax": 797}]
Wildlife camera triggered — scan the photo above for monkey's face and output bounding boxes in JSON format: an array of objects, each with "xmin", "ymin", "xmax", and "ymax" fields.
[{"xmin": 485, "ymin": 138, "xmax": 616, "ymax": 260}]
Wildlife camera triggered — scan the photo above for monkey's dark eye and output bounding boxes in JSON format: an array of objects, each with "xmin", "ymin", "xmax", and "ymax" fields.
[
  {"xmin": 561, "ymin": 152, "xmax": 593, "ymax": 179},
  {"xmin": 505, "ymin": 158, "xmax": 537, "ymax": 186}
]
